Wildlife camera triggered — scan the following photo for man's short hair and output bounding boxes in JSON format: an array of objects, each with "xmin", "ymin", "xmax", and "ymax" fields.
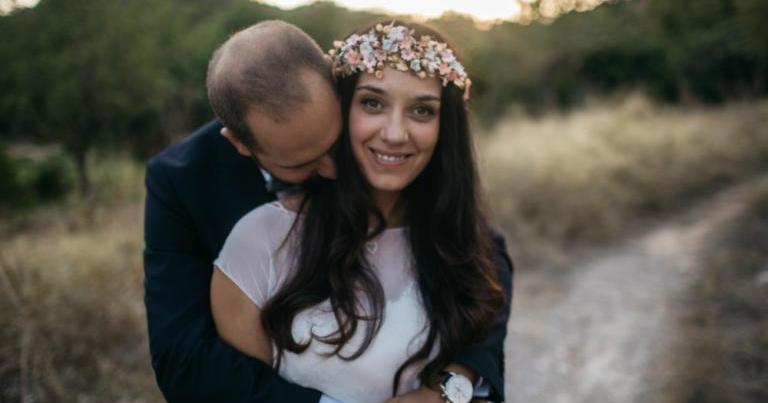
[{"xmin": 206, "ymin": 20, "xmax": 334, "ymax": 149}]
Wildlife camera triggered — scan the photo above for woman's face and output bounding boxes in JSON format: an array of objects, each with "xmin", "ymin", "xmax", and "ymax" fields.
[{"xmin": 349, "ymin": 67, "xmax": 441, "ymax": 203}]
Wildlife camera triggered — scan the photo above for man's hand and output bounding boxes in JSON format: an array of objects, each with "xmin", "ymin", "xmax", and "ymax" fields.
[{"xmin": 384, "ymin": 386, "xmax": 443, "ymax": 403}]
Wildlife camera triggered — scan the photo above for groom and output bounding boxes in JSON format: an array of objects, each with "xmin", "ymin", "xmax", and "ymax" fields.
[{"xmin": 143, "ymin": 20, "xmax": 513, "ymax": 403}]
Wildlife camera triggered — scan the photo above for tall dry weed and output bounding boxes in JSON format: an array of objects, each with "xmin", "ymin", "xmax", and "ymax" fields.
[
  {"xmin": 481, "ymin": 95, "xmax": 768, "ymax": 251},
  {"xmin": 0, "ymin": 158, "xmax": 161, "ymax": 402}
]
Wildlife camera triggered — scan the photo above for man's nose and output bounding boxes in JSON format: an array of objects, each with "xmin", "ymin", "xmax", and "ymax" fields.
[{"xmin": 316, "ymin": 154, "xmax": 337, "ymax": 180}]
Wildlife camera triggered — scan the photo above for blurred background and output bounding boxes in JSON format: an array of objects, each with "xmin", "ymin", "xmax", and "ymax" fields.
[{"xmin": 1, "ymin": 0, "xmax": 766, "ymax": 401}]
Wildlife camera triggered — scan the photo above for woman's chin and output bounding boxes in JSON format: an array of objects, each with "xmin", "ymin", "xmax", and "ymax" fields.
[{"xmin": 368, "ymin": 181, "xmax": 407, "ymax": 197}]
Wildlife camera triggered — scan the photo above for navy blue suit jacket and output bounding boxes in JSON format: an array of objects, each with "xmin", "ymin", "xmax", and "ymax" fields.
[{"xmin": 143, "ymin": 119, "xmax": 514, "ymax": 402}]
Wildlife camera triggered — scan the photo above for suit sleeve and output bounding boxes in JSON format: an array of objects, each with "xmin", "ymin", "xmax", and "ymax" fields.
[
  {"xmin": 452, "ymin": 232, "xmax": 514, "ymax": 402},
  {"xmin": 143, "ymin": 159, "xmax": 322, "ymax": 403}
]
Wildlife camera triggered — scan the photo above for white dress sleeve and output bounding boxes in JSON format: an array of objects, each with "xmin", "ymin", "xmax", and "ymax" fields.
[{"xmin": 213, "ymin": 203, "xmax": 296, "ymax": 308}]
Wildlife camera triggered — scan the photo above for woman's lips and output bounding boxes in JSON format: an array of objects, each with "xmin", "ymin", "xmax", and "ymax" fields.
[{"xmin": 369, "ymin": 147, "xmax": 412, "ymax": 167}]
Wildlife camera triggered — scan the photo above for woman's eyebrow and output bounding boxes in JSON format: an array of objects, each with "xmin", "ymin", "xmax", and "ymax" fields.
[
  {"xmin": 415, "ymin": 94, "xmax": 440, "ymax": 102},
  {"xmin": 357, "ymin": 85, "xmax": 440, "ymax": 102},
  {"xmin": 356, "ymin": 85, "xmax": 385, "ymax": 94}
]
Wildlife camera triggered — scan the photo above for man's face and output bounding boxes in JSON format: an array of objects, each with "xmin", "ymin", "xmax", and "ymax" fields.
[{"xmin": 227, "ymin": 71, "xmax": 342, "ymax": 184}]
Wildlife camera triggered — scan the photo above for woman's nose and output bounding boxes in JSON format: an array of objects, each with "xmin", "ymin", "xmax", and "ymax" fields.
[{"xmin": 380, "ymin": 113, "xmax": 408, "ymax": 144}]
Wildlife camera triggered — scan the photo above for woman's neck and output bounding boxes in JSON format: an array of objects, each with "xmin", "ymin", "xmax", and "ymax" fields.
[{"xmin": 371, "ymin": 189, "xmax": 404, "ymax": 228}]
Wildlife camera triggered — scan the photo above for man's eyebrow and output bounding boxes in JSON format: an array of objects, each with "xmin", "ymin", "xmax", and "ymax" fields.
[{"xmin": 357, "ymin": 85, "xmax": 440, "ymax": 102}]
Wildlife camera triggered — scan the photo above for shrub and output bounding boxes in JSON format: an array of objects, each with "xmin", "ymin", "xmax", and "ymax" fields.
[
  {"xmin": 31, "ymin": 153, "xmax": 75, "ymax": 202},
  {"xmin": 0, "ymin": 146, "xmax": 33, "ymax": 209}
]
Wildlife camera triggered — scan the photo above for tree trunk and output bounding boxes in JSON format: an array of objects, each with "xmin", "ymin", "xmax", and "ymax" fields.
[{"xmin": 74, "ymin": 148, "xmax": 90, "ymax": 198}]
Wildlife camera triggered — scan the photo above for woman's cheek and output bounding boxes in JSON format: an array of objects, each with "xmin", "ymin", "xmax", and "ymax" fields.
[
  {"xmin": 413, "ymin": 122, "xmax": 440, "ymax": 151},
  {"xmin": 351, "ymin": 115, "xmax": 382, "ymax": 144}
]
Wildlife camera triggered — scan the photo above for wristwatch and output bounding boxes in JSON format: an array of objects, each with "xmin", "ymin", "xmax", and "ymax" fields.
[{"xmin": 438, "ymin": 370, "xmax": 474, "ymax": 403}]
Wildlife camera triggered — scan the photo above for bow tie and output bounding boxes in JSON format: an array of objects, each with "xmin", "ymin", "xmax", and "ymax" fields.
[{"xmin": 265, "ymin": 176, "xmax": 302, "ymax": 194}]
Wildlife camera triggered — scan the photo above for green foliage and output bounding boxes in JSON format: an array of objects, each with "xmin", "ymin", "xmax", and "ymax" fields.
[
  {"xmin": 0, "ymin": 146, "xmax": 74, "ymax": 211},
  {"xmin": 0, "ymin": 0, "xmax": 172, "ymax": 194},
  {"xmin": 0, "ymin": 146, "xmax": 32, "ymax": 208},
  {"xmin": 28, "ymin": 153, "xmax": 75, "ymax": 202},
  {"xmin": 646, "ymin": 0, "xmax": 767, "ymax": 101}
]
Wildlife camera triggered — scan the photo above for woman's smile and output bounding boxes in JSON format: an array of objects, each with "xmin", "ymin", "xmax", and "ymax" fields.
[{"xmin": 369, "ymin": 147, "xmax": 412, "ymax": 166}]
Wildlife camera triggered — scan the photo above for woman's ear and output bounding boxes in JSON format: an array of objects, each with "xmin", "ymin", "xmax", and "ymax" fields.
[{"xmin": 220, "ymin": 127, "xmax": 253, "ymax": 157}]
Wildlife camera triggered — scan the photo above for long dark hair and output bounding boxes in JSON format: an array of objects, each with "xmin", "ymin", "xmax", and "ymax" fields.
[{"xmin": 261, "ymin": 20, "xmax": 506, "ymax": 395}]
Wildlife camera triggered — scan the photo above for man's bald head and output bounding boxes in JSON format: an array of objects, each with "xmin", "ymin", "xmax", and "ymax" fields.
[{"xmin": 207, "ymin": 20, "xmax": 334, "ymax": 149}]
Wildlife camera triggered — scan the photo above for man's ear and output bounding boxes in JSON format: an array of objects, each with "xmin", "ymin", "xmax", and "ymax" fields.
[{"xmin": 220, "ymin": 127, "xmax": 253, "ymax": 157}]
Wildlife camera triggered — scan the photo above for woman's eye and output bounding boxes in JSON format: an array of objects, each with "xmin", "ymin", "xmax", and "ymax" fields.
[
  {"xmin": 413, "ymin": 105, "xmax": 436, "ymax": 118},
  {"xmin": 361, "ymin": 98, "xmax": 383, "ymax": 110}
]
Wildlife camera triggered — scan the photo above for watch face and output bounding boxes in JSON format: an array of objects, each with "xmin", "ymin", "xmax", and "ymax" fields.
[{"xmin": 445, "ymin": 375, "xmax": 473, "ymax": 403}]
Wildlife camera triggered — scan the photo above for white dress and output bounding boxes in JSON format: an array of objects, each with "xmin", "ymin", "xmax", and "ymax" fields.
[{"xmin": 214, "ymin": 202, "xmax": 435, "ymax": 403}]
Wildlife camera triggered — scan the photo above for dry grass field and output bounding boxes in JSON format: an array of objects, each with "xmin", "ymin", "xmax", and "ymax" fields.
[
  {"xmin": 482, "ymin": 95, "xmax": 768, "ymax": 255},
  {"xmin": 0, "ymin": 159, "xmax": 162, "ymax": 402},
  {"xmin": 1, "ymin": 96, "xmax": 766, "ymax": 401}
]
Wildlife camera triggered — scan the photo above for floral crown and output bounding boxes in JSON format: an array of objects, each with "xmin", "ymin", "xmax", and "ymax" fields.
[{"xmin": 328, "ymin": 22, "xmax": 472, "ymax": 101}]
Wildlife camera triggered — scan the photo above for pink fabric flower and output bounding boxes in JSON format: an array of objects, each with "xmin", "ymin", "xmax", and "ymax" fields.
[
  {"xmin": 345, "ymin": 50, "xmax": 361, "ymax": 65},
  {"xmin": 439, "ymin": 62, "xmax": 452, "ymax": 76}
]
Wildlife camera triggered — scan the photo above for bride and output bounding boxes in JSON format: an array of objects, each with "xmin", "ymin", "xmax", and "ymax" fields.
[{"xmin": 210, "ymin": 20, "xmax": 508, "ymax": 403}]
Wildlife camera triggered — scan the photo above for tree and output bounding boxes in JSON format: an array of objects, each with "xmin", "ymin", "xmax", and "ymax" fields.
[{"xmin": 1, "ymin": 0, "xmax": 169, "ymax": 196}]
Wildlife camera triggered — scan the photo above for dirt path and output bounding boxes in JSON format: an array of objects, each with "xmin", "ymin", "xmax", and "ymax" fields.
[{"xmin": 504, "ymin": 174, "xmax": 768, "ymax": 403}]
